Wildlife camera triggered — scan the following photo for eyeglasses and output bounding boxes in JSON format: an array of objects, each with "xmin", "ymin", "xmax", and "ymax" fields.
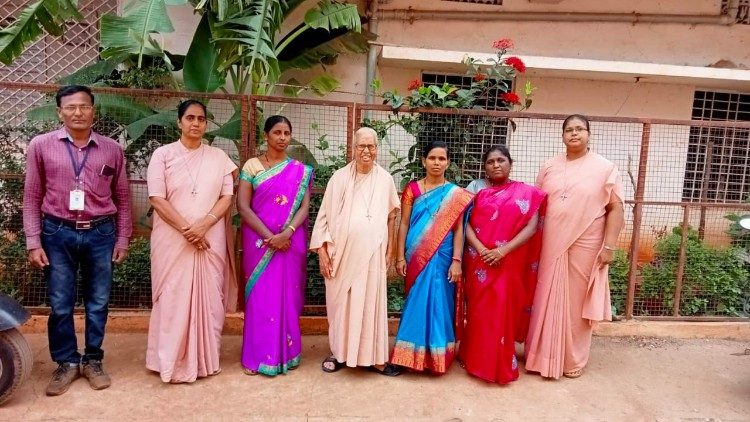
[
  {"xmin": 355, "ymin": 144, "xmax": 377, "ymax": 152},
  {"xmin": 60, "ymin": 105, "xmax": 94, "ymax": 113},
  {"xmin": 564, "ymin": 127, "xmax": 588, "ymax": 134}
]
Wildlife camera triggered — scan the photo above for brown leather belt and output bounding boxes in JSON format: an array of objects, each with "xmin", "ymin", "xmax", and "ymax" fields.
[{"xmin": 43, "ymin": 215, "xmax": 114, "ymax": 230}]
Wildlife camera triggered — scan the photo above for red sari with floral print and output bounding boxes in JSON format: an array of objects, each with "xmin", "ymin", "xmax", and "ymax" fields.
[{"xmin": 459, "ymin": 180, "xmax": 545, "ymax": 384}]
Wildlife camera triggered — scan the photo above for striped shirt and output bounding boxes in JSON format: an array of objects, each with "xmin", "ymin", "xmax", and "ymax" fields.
[{"xmin": 23, "ymin": 127, "xmax": 132, "ymax": 250}]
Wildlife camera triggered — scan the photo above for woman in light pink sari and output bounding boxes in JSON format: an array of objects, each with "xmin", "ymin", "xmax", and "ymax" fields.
[
  {"xmin": 146, "ymin": 100, "xmax": 238, "ymax": 383},
  {"xmin": 525, "ymin": 114, "xmax": 624, "ymax": 379}
]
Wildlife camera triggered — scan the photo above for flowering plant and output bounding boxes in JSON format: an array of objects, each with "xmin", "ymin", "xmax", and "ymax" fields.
[{"xmin": 378, "ymin": 38, "xmax": 535, "ymax": 111}]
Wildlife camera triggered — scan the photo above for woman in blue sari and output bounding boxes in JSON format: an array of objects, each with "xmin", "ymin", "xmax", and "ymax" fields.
[{"xmin": 392, "ymin": 141, "xmax": 473, "ymax": 374}]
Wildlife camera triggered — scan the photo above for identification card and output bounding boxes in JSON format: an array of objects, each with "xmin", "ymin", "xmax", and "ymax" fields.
[{"xmin": 69, "ymin": 189, "xmax": 85, "ymax": 211}]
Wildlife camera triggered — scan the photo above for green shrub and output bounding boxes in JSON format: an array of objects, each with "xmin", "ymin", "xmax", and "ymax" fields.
[
  {"xmin": 113, "ymin": 237, "xmax": 151, "ymax": 294},
  {"xmin": 608, "ymin": 250, "xmax": 630, "ymax": 316},
  {"xmin": 640, "ymin": 226, "xmax": 749, "ymax": 316},
  {"xmin": 0, "ymin": 235, "xmax": 26, "ymax": 300},
  {"xmin": 387, "ymin": 280, "xmax": 405, "ymax": 313}
]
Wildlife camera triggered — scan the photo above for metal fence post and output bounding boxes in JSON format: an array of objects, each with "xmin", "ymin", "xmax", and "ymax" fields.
[
  {"xmin": 626, "ymin": 122, "xmax": 651, "ymax": 319},
  {"xmin": 673, "ymin": 205, "xmax": 691, "ymax": 316}
]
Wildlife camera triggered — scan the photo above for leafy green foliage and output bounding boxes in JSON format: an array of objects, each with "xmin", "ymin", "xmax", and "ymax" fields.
[
  {"xmin": 0, "ymin": 235, "xmax": 25, "ymax": 300},
  {"xmin": 608, "ymin": 250, "xmax": 630, "ymax": 316},
  {"xmin": 113, "ymin": 237, "xmax": 151, "ymax": 294},
  {"xmin": 99, "ymin": 0, "xmax": 182, "ymax": 68},
  {"xmin": 371, "ymin": 39, "xmax": 535, "ymax": 188},
  {"xmin": 103, "ymin": 62, "xmax": 176, "ymax": 90},
  {"xmin": 0, "ymin": 122, "xmax": 56, "ymax": 300},
  {"xmin": 639, "ymin": 226, "xmax": 749, "ymax": 316},
  {"xmin": 0, "ymin": 0, "xmax": 83, "ymax": 65},
  {"xmin": 183, "ymin": 14, "xmax": 224, "ymax": 93},
  {"xmin": 387, "ymin": 280, "xmax": 405, "ymax": 313}
]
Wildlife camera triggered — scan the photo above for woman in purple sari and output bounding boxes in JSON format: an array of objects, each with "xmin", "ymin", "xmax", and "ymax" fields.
[{"xmin": 237, "ymin": 116, "xmax": 312, "ymax": 376}]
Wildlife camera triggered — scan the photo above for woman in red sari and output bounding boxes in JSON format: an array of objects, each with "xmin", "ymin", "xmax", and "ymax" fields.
[{"xmin": 460, "ymin": 145, "xmax": 545, "ymax": 384}]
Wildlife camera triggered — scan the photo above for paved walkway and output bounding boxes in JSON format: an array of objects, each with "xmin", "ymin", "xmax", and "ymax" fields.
[{"xmin": 4, "ymin": 334, "xmax": 749, "ymax": 420}]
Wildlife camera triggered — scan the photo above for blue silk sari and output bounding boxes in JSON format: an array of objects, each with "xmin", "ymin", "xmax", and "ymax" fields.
[{"xmin": 391, "ymin": 181, "xmax": 472, "ymax": 373}]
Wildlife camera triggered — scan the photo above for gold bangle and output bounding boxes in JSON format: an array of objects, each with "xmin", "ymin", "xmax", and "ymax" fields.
[
  {"xmin": 452, "ymin": 257, "xmax": 462, "ymax": 263},
  {"xmin": 603, "ymin": 245, "xmax": 616, "ymax": 251},
  {"xmin": 286, "ymin": 225, "xmax": 296, "ymax": 233},
  {"xmin": 207, "ymin": 213, "xmax": 219, "ymax": 222}
]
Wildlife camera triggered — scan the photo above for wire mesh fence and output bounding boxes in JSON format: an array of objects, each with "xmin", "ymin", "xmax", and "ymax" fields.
[{"xmin": 1, "ymin": 82, "xmax": 749, "ymax": 319}]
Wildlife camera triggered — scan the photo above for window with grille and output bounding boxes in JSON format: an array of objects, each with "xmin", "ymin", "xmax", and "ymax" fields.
[
  {"xmin": 682, "ymin": 90, "xmax": 750, "ymax": 203},
  {"xmin": 721, "ymin": 0, "xmax": 750, "ymax": 24}
]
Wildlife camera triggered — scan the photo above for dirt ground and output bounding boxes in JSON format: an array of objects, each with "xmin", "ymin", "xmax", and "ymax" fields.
[{"xmin": 3, "ymin": 334, "xmax": 749, "ymax": 421}]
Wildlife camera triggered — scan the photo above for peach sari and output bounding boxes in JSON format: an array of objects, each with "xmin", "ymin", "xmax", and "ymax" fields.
[{"xmin": 524, "ymin": 152, "xmax": 623, "ymax": 379}]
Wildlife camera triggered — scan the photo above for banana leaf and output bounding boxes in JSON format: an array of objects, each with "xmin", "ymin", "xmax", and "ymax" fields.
[{"xmin": 0, "ymin": 0, "xmax": 83, "ymax": 66}]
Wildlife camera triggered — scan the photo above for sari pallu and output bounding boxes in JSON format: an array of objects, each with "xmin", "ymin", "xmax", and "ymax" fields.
[
  {"xmin": 240, "ymin": 158, "xmax": 312, "ymax": 376},
  {"xmin": 391, "ymin": 182, "xmax": 472, "ymax": 373},
  {"xmin": 459, "ymin": 181, "xmax": 545, "ymax": 384}
]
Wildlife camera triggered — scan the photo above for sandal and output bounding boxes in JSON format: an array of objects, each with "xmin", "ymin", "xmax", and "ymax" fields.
[
  {"xmin": 321, "ymin": 355, "xmax": 345, "ymax": 373},
  {"xmin": 369, "ymin": 363, "xmax": 401, "ymax": 377},
  {"xmin": 563, "ymin": 368, "xmax": 583, "ymax": 379},
  {"xmin": 242, "ymin": 367, "xmax": 258, "ymax": 376}
]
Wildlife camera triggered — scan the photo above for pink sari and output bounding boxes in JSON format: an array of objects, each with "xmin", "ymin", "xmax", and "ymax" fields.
[
  {"xmin": 460, "ymin": 181, "xmax": 545, "ymax": 384},
  {"xmin": 145, "ymin": 141, "xmax": 237, "ymax": 383}
]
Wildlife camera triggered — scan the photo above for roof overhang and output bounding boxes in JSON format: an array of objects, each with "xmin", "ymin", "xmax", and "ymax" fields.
[{"xmin": 379, "ymin": 45, "xmax": 750, "ymax": 91}]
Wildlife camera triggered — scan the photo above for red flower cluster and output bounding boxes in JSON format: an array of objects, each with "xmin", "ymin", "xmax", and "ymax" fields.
[
  {"xmin": 473, "ymin": 73, "xmax": 487, "ymax": 82},
  {"xmin": 407, "ymin": 78, "xmax": 421, "ymax": 91},
  {"xmin": 501, "ymin": 92, "xmax": 521, "ymax": 105},
  {"xmin": 504, "ymin": 56, "xmax": 526, "ymax": 73},
  {"xmin": 492, "ymin": 38, "xmax": 514, "ymax": 50}
]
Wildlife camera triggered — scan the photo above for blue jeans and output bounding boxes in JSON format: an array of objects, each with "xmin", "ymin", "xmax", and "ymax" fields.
[{"xmin": 41, "ymin": 218, "xmax": 116, "ymax": 364}]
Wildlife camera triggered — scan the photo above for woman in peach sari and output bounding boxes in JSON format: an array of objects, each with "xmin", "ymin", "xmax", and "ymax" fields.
[
  {"xmin": 146, "ymin": 100, "xmax": 238, "ymax": 383},
  {"xmin": 525, "ymin": 114, "xmax": 624, "ymax": 379}
]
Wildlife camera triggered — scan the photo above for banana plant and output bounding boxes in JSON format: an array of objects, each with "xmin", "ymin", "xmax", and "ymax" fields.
[
  {"xmin": 0, "ymin": 0, "xmax": 83, "ymax": 65},
  {"xmin": 186, "ymin": 0, "xmax": 368, "ymax": 96},
  {"xmin": 99, "ymin": 0, "xmax": 188, "ymax": 69}
]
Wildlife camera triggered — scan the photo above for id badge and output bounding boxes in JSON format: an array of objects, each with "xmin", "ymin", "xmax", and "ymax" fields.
[{"xmin": 69, "ymin": 189, "xmax": 85, "ymax": 211}]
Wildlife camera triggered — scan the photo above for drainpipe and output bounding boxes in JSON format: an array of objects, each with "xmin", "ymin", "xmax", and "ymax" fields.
[
  {"xmin": 377, "ymin": 5, "xmax": 738, "ymax": 26},
  {"xmin": 365, "ymin": 0, "xmax": 380, "ymax": 104}
]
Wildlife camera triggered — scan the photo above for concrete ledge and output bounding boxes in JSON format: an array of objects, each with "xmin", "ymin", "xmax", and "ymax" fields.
[{"xmin": 19, "ymin": 312, "xmax": 750, "ymax": 340}]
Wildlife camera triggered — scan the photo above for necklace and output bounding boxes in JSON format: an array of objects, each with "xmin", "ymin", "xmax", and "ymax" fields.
[
  {"xmin": 356, "ymin": 167, "xmax": 377, "ymax": 221},
  {"xmin": 420, "ymin": 179, "xmax": 447, "ymax": 218},
  {"xmin": 261, "ymin": 152, "xmax": 286, "ymax": 169},
  {"xmin": 181, "ymin": 143, "xmax": 204, "ymax": 196},
  {"xmin": 560, "ymin": 153, "xmax": 588, "ymax": 201}
]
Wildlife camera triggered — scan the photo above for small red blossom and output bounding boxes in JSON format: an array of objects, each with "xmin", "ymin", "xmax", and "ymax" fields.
[
  {"xmin": 492, "ymin": 38, "xmax": 514, "ymax": 50},
  {"xmin": 501, "ymin": 92, "xmax": 521, "ymax": 105},
  {"xmin": 504, "ymin": 56, "xmax": 526, "ymax": 73},
  {"xmin": 473, "ymin": 72, "xmax": 487, "ymax": 82},
  {"xmin": 407, "ymin": 78, "xmax": 421, "ymax": 91}
]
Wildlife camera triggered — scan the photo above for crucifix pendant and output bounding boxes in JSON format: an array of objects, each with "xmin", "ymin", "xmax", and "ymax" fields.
[{"xmin": 366, "ymin": 213, "xmax": 372, "ymax": 221}]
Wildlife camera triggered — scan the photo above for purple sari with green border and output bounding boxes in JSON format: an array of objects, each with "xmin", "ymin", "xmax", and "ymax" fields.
[{"xmin": 240, "ymin": 158, "xmax": 312, "ymax": 376}]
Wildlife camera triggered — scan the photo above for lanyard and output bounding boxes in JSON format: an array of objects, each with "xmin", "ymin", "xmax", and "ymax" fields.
[{"xmin": 64, "ymin": 140, "xmax": 91, "ymax": 182}]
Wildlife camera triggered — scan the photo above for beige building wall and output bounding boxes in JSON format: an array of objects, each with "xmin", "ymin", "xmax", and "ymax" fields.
[{"xmin": 154, "ymin": 1, "xmax": 748, "ymax": 246}]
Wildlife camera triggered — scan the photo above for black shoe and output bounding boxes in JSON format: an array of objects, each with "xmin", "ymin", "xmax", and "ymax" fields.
[{"xmin": 369, "ymin": 363, "xmax": 401, "ymax": 377}]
